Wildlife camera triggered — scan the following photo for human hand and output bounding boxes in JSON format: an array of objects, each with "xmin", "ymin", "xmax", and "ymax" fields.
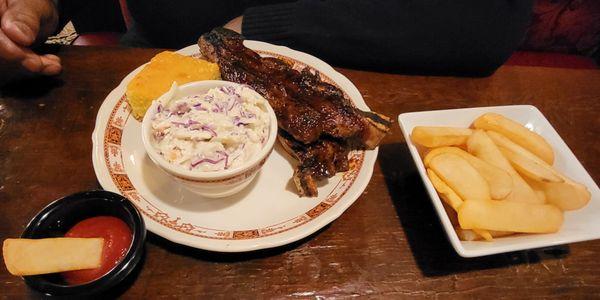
[
  {"xmin": 0, "ymin": 0, "xmax": 61, "ymax": 75},
  {"xmin": 223, "ymin": 16, "xmax": 243, "ymax": 34}
]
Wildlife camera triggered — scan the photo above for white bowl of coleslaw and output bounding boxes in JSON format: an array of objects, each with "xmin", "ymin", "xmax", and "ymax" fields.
[{"xmin": 141, "ymin": 80, "xmax": 278, "ymax": 198}]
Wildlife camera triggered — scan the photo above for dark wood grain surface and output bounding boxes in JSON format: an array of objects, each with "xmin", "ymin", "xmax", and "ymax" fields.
[{"xmin": 1, "ymin": 46, "xmax": 599, "ymax": 299}]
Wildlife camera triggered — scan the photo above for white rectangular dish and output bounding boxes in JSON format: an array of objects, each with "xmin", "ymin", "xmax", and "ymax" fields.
[{"xmin": 398, "ymin": 105, "xmax": 600, "ymax": 257}]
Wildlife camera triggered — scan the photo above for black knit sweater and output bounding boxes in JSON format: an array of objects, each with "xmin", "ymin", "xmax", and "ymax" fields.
[{"xmin": 124, "ymin": 0, "xmax": 533, "ymax": 76}]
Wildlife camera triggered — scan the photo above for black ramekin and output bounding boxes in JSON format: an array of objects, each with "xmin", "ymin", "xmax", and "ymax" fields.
[{"xmin": 20, "ymin": 190, "xmax": 146, "ymax": 296}]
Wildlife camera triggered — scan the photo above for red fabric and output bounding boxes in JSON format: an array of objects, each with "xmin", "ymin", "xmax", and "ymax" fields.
[
  {"xmin": 73, "ymin": 32, "xmax": 122, "ymax": 46},
  {"xmin": 505, "ymin": 51, "xmax": 598, "ymax": 69},
  {"xmin": 521, "ymin": 0, "xmax": 600, "ymax": 56}
]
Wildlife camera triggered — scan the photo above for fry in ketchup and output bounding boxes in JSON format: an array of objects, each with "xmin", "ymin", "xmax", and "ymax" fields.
[{"xmin": 61, "ymin": 216, "xmax": 132, "ymax": 285}]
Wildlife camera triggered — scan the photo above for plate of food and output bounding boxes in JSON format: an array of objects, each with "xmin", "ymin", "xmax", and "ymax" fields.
[
  {"xmin": 92, "ymin": 29, "xmax": 391, "ymax": 252},
  {"xmin": 398, "ymin": 105, "xmax": 599, "ymax": 257}
]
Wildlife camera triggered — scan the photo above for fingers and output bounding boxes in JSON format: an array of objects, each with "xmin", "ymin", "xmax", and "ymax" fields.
[
  {"xmin": 2, "ymin": 17, "xmax": 37, "ymax": 46},
  {"xmin": 0, "ymin": 28, "xmax": 26, "ymax": 60},
  {"xmin": 0, "ymin": 29, "xmax": 61, "ymax": 75},
  {"xmin": 40, "ymin": 54, "xmax": 61, "ymax": 75},
  {"xmin": 20, "ymin": 52, "xmax": 61, "ymax": 75},
  {"xmin": 1, "ymin": 3, "xmax": 41, "ymax": 46},
  {"xmin": 0, "ymin": 0, "xmax": 61, "ymax": 75}
]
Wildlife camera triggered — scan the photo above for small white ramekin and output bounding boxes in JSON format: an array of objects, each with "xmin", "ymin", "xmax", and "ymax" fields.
[{"xmin": 141, "ymin": 80, "xmax": 278, "ymax": 198}]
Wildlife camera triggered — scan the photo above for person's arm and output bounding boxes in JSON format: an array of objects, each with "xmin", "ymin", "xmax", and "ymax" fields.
[{"xmin": 242, "ymin": 0, "xmax": 533, "ymax": 76}]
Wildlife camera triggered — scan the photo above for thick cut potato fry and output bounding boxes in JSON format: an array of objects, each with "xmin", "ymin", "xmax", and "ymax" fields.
[
  {"xmin": 508, "ymin": 177, "xmax": 546, "ymax": 204},
  {"xmin": 486, "ymin": 131, "xmax": 590, "ymax": 210},
  {"xmin": 466, "ymin": 130, "xmax": 513, "ymax": 170},
  {"xmin": 427, "ymin": 168, "xmax": 463, "ymax": 211},
  {"xmin": 411, "ymin": 126, "xmax": 473, "ymax": 148},
  {"xmin": 429, "ymin": 153, "xmax": 491, "ymax": 202},
  {"xmin": 467, "ymin": 130, "xmax": 544, "ymax": 204},
  {"xmin": 499, "ymin": 147, "xmax": 563, "ymax": 183},
  {"xmin": 527, "ymin": 177, "xmax": 591, "ymax": 211},
  {"xmin": 523, "ymin": 176, "xmax": 547, "ymax": 203},
  {"xmin": 456, "ymin": 228, "xmax": 480, "ymax": 241},
  {"xmin": 456, "ymin": 228, "xmax": 514, "ymax": 241},
  {"xmin": 424, "ymin": 147, "xmax": 512, "ymax": 199},
  {"xmin": 443, "ymin": 202, "xmax": 459, "ymax": 225},
  {"xmin": 487, "ymin": 230, "xmax": 514, "ymax": 239},
  {"xmin": 543, "ymin": 180, "xmax": 591, "ymax": 211},
  {"xmin": 473, "ymin": 113, "xmax": 554, "ymax": 164},
  {"xmin": 455, "ymin": 228, "xmax": 496, "ymax": 242},
  {"xmin": 458, "ymin": 200, "xmax": 563, "ymax": 233},
  {"xmin": 487, "ymin": 131, "xmax": 563, "ymax": 183},
  {"xmin": 472, "ymin": 229, "xmax": 493, "ymax": 241},
  {"xmin": 3, "ymin": 238, "xmax": 104, "ymax": 276},
  {"xmin": 428, "ymin": 168, "xmax": 494, "ymax": 241}
]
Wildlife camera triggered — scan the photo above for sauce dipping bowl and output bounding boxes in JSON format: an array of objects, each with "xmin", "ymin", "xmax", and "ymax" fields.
[
  {"xmin": 141, "ymin": 80, "xmax": 278, "ymax": 198},
  {"xmin": 21, "ymin": 190, "xmax": 146, "ymax": 296}
]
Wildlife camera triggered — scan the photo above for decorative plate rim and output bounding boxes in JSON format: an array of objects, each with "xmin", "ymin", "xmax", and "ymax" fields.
[{"xmin": 92, "ymin": 41, "xmax": 379, "ymax": 252}]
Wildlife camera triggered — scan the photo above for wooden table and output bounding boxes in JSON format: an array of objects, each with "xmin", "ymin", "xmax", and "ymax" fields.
[{"xmin": 1, "ymin": 46, "xmax": 599, "ymax": 298}]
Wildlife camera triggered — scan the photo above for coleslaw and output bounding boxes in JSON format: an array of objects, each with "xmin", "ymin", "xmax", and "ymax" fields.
[{"xmin": 151, "ymin": 85, "xmax": 270, "ymax": 171}]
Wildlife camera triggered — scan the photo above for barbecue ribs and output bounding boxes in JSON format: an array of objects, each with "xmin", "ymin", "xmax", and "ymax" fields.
[{"xmin": 199, "ymin": 28, "xmax": 391, "ymax": 196}]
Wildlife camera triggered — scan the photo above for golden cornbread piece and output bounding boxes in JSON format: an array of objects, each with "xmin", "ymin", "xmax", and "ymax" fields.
[{"xmin": 126, "ymin": 51, "xmax": 220, "ymax": 120}]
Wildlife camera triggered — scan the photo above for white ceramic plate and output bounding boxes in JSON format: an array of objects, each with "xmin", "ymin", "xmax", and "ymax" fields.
[
  {"xmin": 398, "ymin": 105, "xmax": 600, "ymax": 257},
  {"xmin": 92, "ymin": 41, "xmax": 378, "ymax": 252}
]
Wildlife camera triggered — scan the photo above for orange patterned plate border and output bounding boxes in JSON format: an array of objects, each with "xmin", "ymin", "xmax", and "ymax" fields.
[{"xmin": 102, "ymin": 50, "xmax": 365, "ymax": 240}]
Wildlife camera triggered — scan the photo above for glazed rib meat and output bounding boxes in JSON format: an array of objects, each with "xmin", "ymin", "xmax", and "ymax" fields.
[
  {"xmin": 278, "ymin": 130, "xmax": 350, "ymax": 197},
  {"xmin": 199, "ymin": 28, "xmax": 391, "ymax": 196}
]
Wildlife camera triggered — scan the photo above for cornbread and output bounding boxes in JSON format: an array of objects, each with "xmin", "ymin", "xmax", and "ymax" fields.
[{"xmin": 126, "ymin": 51, "xmax": 220, "ymax": 120}]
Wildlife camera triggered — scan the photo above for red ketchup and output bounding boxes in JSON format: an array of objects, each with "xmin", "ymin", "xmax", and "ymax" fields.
[{"xmin": 62, "ymin": 216, "xmax": 132, "ymax": 285}]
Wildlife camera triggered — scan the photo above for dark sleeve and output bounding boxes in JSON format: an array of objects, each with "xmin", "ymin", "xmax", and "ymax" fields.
[
  {"xmin": 55, "ymin": 0, "xmax": 86, "ymax": 29},
  {"xmin": 56, "ymin": 0, "xmax": 125, "ymax": 33},
  {"xmin": 243, "ymin": 0, "xmax": 533, "ymax": 76},
  {"xmin": 125, "ymin": 0, "xmax": 244, "ymax": 48}
]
